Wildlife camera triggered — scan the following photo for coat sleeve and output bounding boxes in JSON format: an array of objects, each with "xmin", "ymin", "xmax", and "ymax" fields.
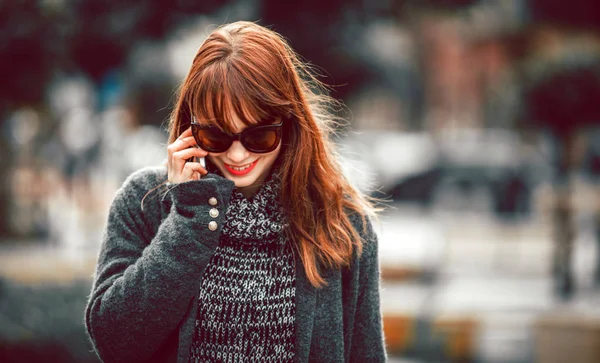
[
  {"xmin": 84, "ymin": 168, "xmax": 234, "ymax": 363},
  {"xmin": 351, "ymin": 218, "xmax": 387, "ymax": 362}
]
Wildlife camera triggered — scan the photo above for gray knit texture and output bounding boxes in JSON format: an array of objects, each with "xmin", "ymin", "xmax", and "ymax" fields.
[
  {"xmin": 189, "ymin": 177, "xmax": 296, "ymax": 362},
  {"xmin": 83, "ymin": 165, "xmax": 387, "ymax": 363}
]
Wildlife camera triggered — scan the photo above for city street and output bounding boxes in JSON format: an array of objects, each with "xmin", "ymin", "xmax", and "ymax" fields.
[{"xmin": 2, "ymin": 201, "xmax": 599, "ymax": 362}]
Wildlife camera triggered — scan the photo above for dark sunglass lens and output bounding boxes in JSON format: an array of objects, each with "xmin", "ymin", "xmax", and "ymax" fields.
[
  {"xmin": 244, "ymin": 129, "xmax": 279, "ymax": 152},
  {"xmin": 195, "ymin": 128, "xmax": 231, "ymax": 152}
]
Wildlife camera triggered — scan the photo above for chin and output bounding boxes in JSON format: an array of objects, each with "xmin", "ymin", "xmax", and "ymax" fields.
[
  {"xmin": 231, "ymin": 176, "xmax": 258, "ymax": 188},
  {"xmin": 215, "ymin": 164, "xmax": 258, "ymax": 187}
]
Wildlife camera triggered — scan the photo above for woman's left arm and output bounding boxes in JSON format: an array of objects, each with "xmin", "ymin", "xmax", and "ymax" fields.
[{"xmin": 351, "ymin": 218, "xmax": 387, "ymax": 362}]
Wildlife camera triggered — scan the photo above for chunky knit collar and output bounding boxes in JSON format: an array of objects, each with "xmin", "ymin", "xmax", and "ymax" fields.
[{"xmin": 205, "ymin": 157, "xmax": 288, "ymax": 247}]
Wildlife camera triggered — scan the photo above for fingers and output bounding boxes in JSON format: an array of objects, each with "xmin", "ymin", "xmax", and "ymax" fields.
[
  {"xmin": 173, "ymin": 146, "xmax": 207, "ymax": 160},
  {"xmin": 182, "ymin": 162, "xmax": 208, "ymax": 181},
  {"xmin": 172, "ymin": 147, "xmax": 207, "ymax": 174},
  {"xmin": 168, "ymin": 135, "xmax": 201, "ymax": 169},
  {"xmin": 167, "ymin": 128, "xmax": 210, "ymax": 183},
  {"xmin": 176, "ymin": 126, "xmax": 193, "ymax": 141},
  {"xmin": 168, "ymin": 136, "xmax": 197, "ymax": 160},
  {"xmin": 169, "ymin": 127, "xmax": 194, "ymax": 158},
  {"xmin": 168, "ymin": 155, "xmax": 208, "ymax": 183}
]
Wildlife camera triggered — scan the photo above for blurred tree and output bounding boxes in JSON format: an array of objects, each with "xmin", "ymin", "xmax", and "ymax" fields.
[
  {"xmin": 529, "ymin": 0, "xmax": 600, "ymax": 32},
  {"xmin": 0, "ymin": 0, "xmax": 53, "ymax": 107},
  {"xmin": 262, "ymin": 0, "xmax": 376, "ymax": 102},
  {"xmin": 69, "ymin": 0, "xmax": 227, "ymax": 82},
  {"xmin": 0, "ymin": 0, "xmax": 55, "ymax": 239},
  {"xmin": 411, "ymin": 0, "xmax": 479, "ymax": 9},
  {"xmin": 525, "ymin": 62, "xmax": 600, "ymax": 298},
  {"xmin": 0, "ymin": 136, "xmax": 8, "ymax": 237},
  {"xmin": 523, "ymin": 0, "xmax": 600, "ymax": 298},
  {"xmin": 528, "ymin": 67, "xmax": 600, "ymax": 133},
  {"xmin": 69, "ymin": 1, "xmax": 133, "ymax": 81}
]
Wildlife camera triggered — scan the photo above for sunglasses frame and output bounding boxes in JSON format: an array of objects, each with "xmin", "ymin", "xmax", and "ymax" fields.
[{"xmin": 190, "ymin": 117, "xmax": 284, "ymax": 154}]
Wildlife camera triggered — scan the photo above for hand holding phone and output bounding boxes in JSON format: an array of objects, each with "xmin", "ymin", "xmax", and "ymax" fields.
[{"xmin": 167, "ymin": 127, "xmax": 208, "ymax": 183}]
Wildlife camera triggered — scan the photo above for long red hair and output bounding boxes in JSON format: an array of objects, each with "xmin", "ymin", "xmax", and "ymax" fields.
[{"xmin": 168, "ymin": 21, "xmax": 375, "ymax": 288}]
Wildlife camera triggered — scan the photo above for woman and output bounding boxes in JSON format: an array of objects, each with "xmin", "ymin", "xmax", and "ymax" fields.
[{"xmin": 85, "ymin": 21, "xmax": 386, "ymax": 362}]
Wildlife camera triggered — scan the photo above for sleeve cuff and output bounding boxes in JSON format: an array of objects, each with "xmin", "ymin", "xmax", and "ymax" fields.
[{"xmin": 161, "ymin": 173, "xmax": 235, "ymax": 218}]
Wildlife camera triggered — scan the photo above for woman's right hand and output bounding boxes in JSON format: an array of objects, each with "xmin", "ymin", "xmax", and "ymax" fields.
[{"xmin": 167, "ymin": 127, "xmax": 209, "ymax": 184}]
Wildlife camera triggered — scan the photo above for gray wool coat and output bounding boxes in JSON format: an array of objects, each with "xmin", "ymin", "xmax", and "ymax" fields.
[{"xmin": 84, "ymin": 166, "xmax": 387, "ymax": 362}]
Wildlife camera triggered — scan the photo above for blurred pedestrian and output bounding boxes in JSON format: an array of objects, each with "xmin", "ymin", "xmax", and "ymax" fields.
[{"xmin": 84, "ymin": 21, "xmax": 385, "ymax": 362}]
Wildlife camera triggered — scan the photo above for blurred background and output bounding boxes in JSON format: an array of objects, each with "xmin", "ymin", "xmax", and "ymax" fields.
[{"xmin": 1, "ymin": 0, "xmax": 600, "ymax": 362}]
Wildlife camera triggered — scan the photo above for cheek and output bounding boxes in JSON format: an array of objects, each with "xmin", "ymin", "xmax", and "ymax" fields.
[
  {"xmin": 207, "ymin": 154, "xmax": 223, "ymax": 163},
  {"xmin": 263, "ymin": 148, "xmax": 281, "ymax": 165},
  {"xmin": 206, "ymin": 155, "xmax": 227, "ymax": 172}
]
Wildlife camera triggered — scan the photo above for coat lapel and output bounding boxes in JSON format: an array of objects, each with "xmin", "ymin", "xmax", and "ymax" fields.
[{"xmin": 293, "ymin": 253, "xmax": 316, "ymax": 363}]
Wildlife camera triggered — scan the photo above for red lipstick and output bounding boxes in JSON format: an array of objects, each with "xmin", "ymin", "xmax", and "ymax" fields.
[{"xmin": 224, "ymin": 160, "xmax": 258, "ymax": 176}]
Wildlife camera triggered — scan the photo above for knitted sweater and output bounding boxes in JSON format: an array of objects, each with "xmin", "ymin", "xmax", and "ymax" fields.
[
  {"xmin": 84, "ymin": 165, "xmax": 386, "ymax": 363},
  {"xmin": 189, "ymin": 178, "xmax": 296, "ymax": 362}
]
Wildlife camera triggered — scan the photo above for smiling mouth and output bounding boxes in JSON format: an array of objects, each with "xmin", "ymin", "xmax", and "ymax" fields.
[{"xmin": 224, "ymin": 160, "xmax": 258, "ymax": 176}]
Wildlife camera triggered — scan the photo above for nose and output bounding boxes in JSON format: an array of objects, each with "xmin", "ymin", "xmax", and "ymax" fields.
[{"xmin": 226, "ymin": 140, "xmax": 250, "ymax": 163}]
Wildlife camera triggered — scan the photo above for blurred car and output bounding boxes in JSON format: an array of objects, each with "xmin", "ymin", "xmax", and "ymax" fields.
[
  {"xmin": 436, "ymin": 128, "xmax": 551, "ymax": 218},
  {"xmin": 337, "ymin": 130, "xmax": 440, "ymax": 203},
  {"xmin": 338, "ymin": 128, "xmax": 551, "ymax": 218}
]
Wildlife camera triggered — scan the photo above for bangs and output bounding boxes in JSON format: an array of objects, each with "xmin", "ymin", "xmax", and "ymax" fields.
[{"xmin": 185, "ymin": 62, "xmax": 285, "ymax": 132}]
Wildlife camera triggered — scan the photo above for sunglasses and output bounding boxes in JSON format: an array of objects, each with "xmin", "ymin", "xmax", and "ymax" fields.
[{"xmin": 190, "ymin": 117, "xmax": 283, "ymax": 153}]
